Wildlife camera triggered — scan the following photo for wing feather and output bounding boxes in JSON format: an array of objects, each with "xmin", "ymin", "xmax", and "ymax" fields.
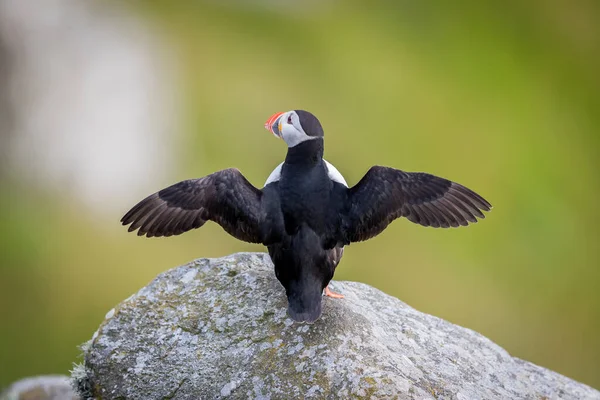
[
  {"xmin": 415, "ymin": 204, "xmax": 440, "ymax": 228},
  {"xmin": 137, "ymin": 204, "xmax": 169, "ymax": 236},
  {"xmin": 346, "ymin": 166, "xmax": 491, "ymax": 242},
  {"xmin": 422, "ymin": 202, "xmax": 451, "ymax": 228},
  {"xmin": 121, "ymin": 168, "xmax": 263, "ymax": 243}
]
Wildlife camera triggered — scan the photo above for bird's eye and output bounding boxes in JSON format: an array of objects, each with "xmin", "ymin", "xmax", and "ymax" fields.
[{"xmin": 287, "ymin": 115, "xmax": 293, "ymax": 124}]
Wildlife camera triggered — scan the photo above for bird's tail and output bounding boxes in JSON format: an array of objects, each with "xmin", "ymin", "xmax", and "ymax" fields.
[
  {"xmin": 287, "ymin": 283, "xmax": 323, "ymax": 323},
  {"xmin": 276, "ymin": 225, "xmax": 336, "ymax": 323}
]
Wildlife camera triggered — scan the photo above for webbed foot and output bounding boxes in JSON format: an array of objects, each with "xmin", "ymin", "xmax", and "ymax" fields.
[{"xmin": 324, "ymin": 285, "xmax": 344, "ymax": 299}]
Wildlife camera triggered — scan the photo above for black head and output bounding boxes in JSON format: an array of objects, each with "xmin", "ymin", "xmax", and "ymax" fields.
[
  {"xmin": 294, "ymin": 110, "xmax": 324, "ymax": 138},
  {"xmin": 264, "ymin": 110, "xmax": 324, "ymax": 147}
]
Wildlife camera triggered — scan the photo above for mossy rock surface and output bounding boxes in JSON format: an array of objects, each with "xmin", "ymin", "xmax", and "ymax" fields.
[{"xmin": 74, "ymin": 252, "xmax": 599, "ymax": 399}]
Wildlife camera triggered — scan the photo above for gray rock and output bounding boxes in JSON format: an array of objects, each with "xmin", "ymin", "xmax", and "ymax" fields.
[
  {"xmin": 74, "ymin": 252, "xmax": 600, "ymax": 399},
  {"xmin": 1, "ymin": 375, "xmax": 80, "ymax": 400}
]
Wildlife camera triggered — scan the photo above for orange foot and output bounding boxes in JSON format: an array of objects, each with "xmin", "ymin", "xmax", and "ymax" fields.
[{"xmin": 324, "ymin": 285, "xmax": 345, "ymax": 299}]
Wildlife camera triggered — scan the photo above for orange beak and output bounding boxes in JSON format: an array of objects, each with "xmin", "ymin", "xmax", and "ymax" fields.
[{"xmin": 264, "ymin": 112, "xmax": 284, "ymax": 138}]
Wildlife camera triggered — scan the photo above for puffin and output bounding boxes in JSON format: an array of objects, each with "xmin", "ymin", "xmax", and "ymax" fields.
[{"xmin": 121, "ymin": 110, "xmax": 491, "ymax": 323}]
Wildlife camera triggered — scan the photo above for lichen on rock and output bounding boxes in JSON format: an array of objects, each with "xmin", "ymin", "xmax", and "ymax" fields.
[{"xmin": 73, "ymin": 252, "xmax": 600, "ymax": 399}]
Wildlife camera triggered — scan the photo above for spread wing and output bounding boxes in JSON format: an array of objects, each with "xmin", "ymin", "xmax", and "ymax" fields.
[
  {"xmin": 121, "ymin": 168, "xmax": 263, "ymax": 243},
  {"xmin": 346, "ymin": 166, "xmax": 491, "ymax": 242}
]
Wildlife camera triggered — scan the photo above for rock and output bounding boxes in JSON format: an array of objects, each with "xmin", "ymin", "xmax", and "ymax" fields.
[
  {"xmin": 74, "ymin": 252, "xmax": 600, "ymax": 399},
  {"xmin": 1, "ymin": 375, "xmax": 80, "ymax": 400}
]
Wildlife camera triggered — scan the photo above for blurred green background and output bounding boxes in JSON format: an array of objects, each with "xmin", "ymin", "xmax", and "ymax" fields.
[{"xmin": 1, "ymin": 0, "xmax": 599, "ymax": 390}]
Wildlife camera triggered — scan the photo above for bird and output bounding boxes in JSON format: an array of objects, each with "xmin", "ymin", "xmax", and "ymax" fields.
[{"xmin": 121, "ymin": 110, "xmax": 492, "ymax": 323}]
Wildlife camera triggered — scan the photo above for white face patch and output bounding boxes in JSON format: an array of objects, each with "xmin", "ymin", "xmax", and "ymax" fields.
[
  {"xmin": 280, "ymin": 111, "xmax": 320, "ymax": 148},
  {"xmin": 264, "ymin": 160, "xmax": 347, "ymax": 187}
]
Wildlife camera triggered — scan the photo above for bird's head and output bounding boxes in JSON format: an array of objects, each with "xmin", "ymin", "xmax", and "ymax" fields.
[{"xmin": 264, "ymin": 110, "xmax": 324, "ymax": 147}]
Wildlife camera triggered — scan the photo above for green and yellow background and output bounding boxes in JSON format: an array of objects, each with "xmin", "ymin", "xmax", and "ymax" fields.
[{"xmin": 1, "ymin": 1, "xmax": 599, "ymax": 389}]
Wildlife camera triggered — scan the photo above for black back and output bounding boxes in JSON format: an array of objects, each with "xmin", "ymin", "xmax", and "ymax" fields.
[
  {"xmin": 267, "ymin": 137, "xmax": 343, "ymax": 322},
  {"xmin": 279, "ymin": 139, "xmax": 330, "ymax": 235}
]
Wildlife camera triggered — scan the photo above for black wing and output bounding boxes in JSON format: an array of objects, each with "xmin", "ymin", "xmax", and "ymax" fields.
[
  {"xmin": 346, "ymin": 166, "xmax": 491, "ymax": 242},
  {"xmin": 121, "ymin": 168, "xmax": 263, "ymax": 243}
]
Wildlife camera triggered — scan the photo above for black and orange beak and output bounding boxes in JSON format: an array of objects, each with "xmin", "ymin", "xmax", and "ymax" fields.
[{"xmin": 264, "ymin": 112, "xmax": 284, "ymax": 138}]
